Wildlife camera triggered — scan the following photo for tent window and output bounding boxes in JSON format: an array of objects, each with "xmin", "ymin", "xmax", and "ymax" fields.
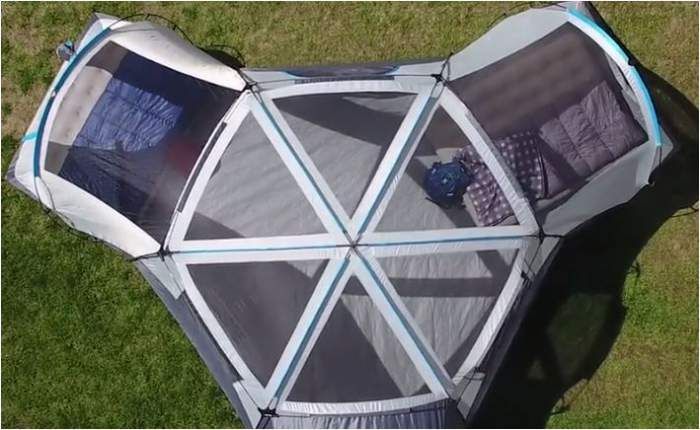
[
  {"xmin": 45, "ymin": 42, "xmax": 238, "ymax": 242},
  {"xmin": 187, "ymin": 259, "xmax": 327, "ymax": 386},
  {"xmin": 275, "ymin": 92, "xmax": 416, "ymax": 217},
  {"xmin": 186, "ymin": 113, "xmax": 325, "ymax": 240},
  {"xmin": 378, "ymin": 249, "xmax": 517, "ymax": 377},
  {"xmin": 288, "ymin": 276, "xmax": 430, "ymax": 402},
  {"xmin": 448, "ymin": 24, "xmax": 647, "ymax": 206}
]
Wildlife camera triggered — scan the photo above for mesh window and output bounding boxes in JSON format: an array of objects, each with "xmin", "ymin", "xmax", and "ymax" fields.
[
  {"xmin": 188, "ymin": 259, "xmax": 327, "ymax": 386},
  {"xmin": 45, "ymin": 42, "xmax": 238, "ymax": 242},
  {"xmin": 288, "ymin": 276, "xmax": 429, "ymax": 402},
  {"xmin": 448, "ymin": 23, "xmax": 647, "ymax": 202},
  {"xmin": 275, "ymin": 92, "xmax": 416, "ymax": 217},
  {"xmin": 376, "ymin": 107, "xmax": 517, "ymax": 229},
  {"xmin": 378, "ymin": 249, "xmax": 518, "ymax": 377},
  {"xmin": 186, "ymin": 113, "xmax": 325, "ymax": 240}
]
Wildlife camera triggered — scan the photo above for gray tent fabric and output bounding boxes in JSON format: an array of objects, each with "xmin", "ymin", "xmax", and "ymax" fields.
[
  {"xmin": 7, "ymin": 2, "xmax": 673, "ymax": 428},
  {"xmin": 263, "ymin": 399, "xmax": 465, "ymax": 428},
  {"xmin": 448, "ymin": 21, "xmax": 649, "ymax": 218},
  {"xmin": 6, "ymin": 147, "xmax": 34, "ymax": 198},
  {"xmin": 449, "ymin": 23, "xmax": 624, "ymax": 140}
]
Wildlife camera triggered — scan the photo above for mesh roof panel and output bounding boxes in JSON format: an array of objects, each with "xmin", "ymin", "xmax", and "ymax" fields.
[
  {"xmin": 186, "ymin": 113, "xmax": 325, "ymax": 240},
  {"xmin": 276, "ymin": 92, "xmax": 416, "ymax": 217}
]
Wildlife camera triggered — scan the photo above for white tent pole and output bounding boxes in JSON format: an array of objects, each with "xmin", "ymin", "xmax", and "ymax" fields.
[
  {"xmin": 163, "ymin": 95, "xmax": 246, "ymax": 249},
  {"xmin": 359, "ymin": 225, "xmax": 528, "ymax": 247},
  {"xmin": 256, "ymin": 91, "xmax": 357, "ymax": 238},
  {"xmin": 170, "ymin": 257, "xmax": 268, "ymax": 406},
  {"xmin": 353, "ymin": 253, "xmax": 454, "ymax": 396},
  {"xmin": 166, "ymin": 94, "xmax": 253, "ymax": 250}
]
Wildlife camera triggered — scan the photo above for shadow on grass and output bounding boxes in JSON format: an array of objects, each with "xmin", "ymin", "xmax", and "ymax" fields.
[{"xmin": 471, "ymin": 66, "xmax": 698, "ymax": 427}]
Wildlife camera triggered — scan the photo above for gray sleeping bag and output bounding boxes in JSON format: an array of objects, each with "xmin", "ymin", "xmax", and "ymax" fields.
[
  {"xmin": 463, "ymin": 80, "xmax": 646, "ymax": 226},
  {"xmin": 538, "ymin": 81, "xmax": 647, "ymax": 197}
]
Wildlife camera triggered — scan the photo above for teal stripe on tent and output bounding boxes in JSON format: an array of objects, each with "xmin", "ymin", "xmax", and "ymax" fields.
[
  {"xmin": 21, "ymin": 131, "xmax": 37, "ymax": 142},
  {"xmin": 568, "ymin": 8, "xmax": 662, "ymax": 146}
]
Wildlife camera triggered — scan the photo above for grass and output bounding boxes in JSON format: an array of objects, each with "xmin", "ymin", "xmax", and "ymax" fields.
[{"xmin": 1, "ymin": 2, "xmax": 697, "ymax": 428}]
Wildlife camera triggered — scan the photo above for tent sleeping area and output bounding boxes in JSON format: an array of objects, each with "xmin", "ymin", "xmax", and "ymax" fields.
[{"xmin": 45, "ymin": 41, "xmax": 238, "ymax": 240}]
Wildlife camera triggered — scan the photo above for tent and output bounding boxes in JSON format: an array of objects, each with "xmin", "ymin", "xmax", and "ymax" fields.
[{"xmin": 7, "ymin": 2, "xmax": 677, "ymax": 427}]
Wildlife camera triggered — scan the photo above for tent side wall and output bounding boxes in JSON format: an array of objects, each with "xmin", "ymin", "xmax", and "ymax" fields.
[
  {"xmin": 242, "ymin": 59, "xmax": 445, "ymax": 92},
  {"xmin": 445, "ymin": 2, "xmax": 668, "ymax": 235},
  {"xmin": 262, "ymin": 399, "xmax": 465, "ymax": 429},
  {"xmin": 454, "ymin": 2, "xmax": 673, "ymax": 423},
  {"xmin": 535, "ymin": 3, "xmax": 673, "ymax": 233},
  {"xmin": 10, "ymin": 16, "xmax": 246, "ymax": 257},
  {"xmin": 462, "ymin": 237, "xmax": 563, "ymax": 424}
]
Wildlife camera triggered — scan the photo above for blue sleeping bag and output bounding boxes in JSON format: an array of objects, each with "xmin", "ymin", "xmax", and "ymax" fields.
[{"xmin": 59, "ymin": 51, "xmax": 210, "ymax": 233}]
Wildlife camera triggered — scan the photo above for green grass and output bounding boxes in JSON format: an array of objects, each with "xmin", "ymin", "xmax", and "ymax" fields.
[{"xmin": 1, "ymin": 2, "xmax": 697, "ymax": 428}]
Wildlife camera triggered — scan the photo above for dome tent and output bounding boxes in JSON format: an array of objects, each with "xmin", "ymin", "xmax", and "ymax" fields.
[{"xmin": 6, "ymin": 2, "xmax": 676, "ymax": 428}]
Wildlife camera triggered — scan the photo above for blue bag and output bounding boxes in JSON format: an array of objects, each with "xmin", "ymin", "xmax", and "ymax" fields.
[{"xmin": 423, "ymin": 159, "xmax": 473, "ymax": 209}]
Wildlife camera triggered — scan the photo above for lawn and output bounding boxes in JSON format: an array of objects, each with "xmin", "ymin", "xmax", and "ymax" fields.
[{"xmin": 1, "ymin": 2, "xmax": 697, "ymax": 428}]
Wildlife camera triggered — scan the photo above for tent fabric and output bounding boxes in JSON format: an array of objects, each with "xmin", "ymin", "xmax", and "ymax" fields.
[
  {"xmin": 188, "ymin": 259, "xmax": 326, "ymax": 386},
  {"xmin": 7, "ymin": 2, "xmax": 674, "ymax": 428},
  {"xmin": 379, "ymin": 249, "xmax": 517, "ymax": 378},
  {"xmin": 263, "ymin": 399, "xmax": 465, "ymax": 428},
  {"xmin": 448, "ymin": 21, "xmax": 649, "ymax": 219}
]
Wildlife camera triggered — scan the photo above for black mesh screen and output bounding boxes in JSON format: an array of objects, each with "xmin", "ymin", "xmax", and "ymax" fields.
[
  {"xmin": 288, "ymin": 276, "xmax": 428, "ymax": 402},
  {"xmin": 188, "ymin": 259, "xmax": 327, "ymax": 386}
]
